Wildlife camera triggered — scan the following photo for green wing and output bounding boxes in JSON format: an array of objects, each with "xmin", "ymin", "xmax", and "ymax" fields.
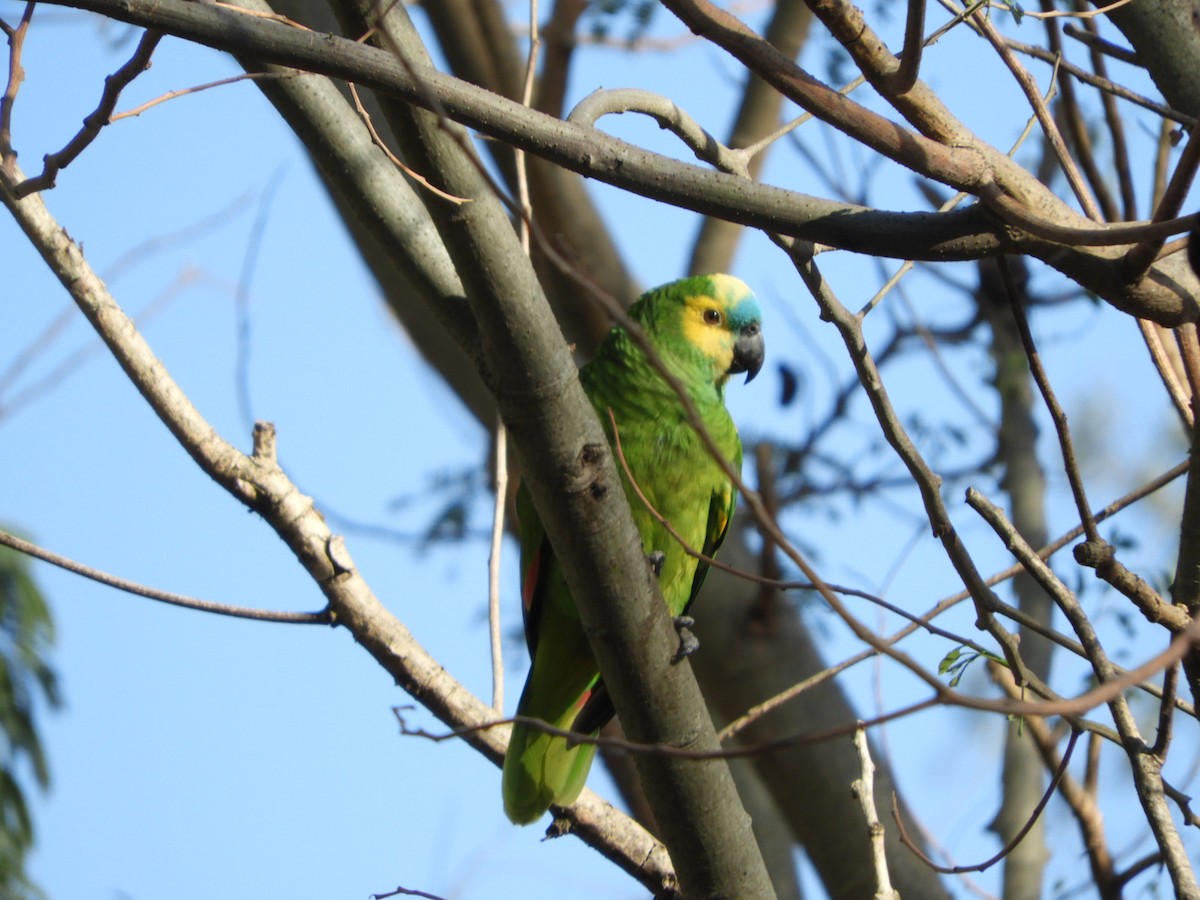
[{"xmin": 685, "ymin": 469, "xmax": 737, "ymax": 617}]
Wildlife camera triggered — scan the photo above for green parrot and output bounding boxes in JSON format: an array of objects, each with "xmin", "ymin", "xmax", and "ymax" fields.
[{"xmin": 501, "ymin": 274, "xmax": 765, "ymax": 825}]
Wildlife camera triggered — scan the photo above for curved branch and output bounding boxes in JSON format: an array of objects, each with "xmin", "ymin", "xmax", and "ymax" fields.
[
  {"xmin": 0, "ymin": 528, "xmax": 330, "ymax": 624},
  {"xmin": 568, "ymin": 87, "xmax": 750, "ymax": 176},
  {"xmin": 31, "ymin": 0, "xmax": 1200, "ymax": 325},
  {"xmin": 892, "ymin": 730, "xmax": 1081, "ymax": 875}
]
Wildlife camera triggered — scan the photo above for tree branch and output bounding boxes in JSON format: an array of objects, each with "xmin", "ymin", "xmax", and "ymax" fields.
[
  {"xmin": 26, "ymin": 0, "xmax": 1200, "ymax": 326},
  {"xmin": 0, "ymin": 528, "xmax": 330, "ymax": 623},
  {"xmin": 320, "ymin": 0, "xmax": 773, "ymax": 894},
  {"xmin": 8, "ymin": 29, "xmax": 163, "ymax": 196}
]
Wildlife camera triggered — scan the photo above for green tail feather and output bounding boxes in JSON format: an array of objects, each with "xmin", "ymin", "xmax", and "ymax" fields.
[
  {"xmin": 501, "ymin": 647, "xmax": 600, "ymax": 824},
  {"xmin": 502, "ymin": 714, "xmax": 598, "ymax": 825}
]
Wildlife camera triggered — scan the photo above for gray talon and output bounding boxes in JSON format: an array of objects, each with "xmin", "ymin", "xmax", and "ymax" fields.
[
  {"xmin": 646, "ymin": 550, "xmax": 666, "ymax": 577},
  {"xmin": 672, "ymin": 615, "xmax": 699, "ymax": 662}
]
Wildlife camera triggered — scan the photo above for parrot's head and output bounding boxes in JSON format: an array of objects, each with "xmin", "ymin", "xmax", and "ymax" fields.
[{"xmin": 631, "ymin": 273, "xmax": 765, "ymax": 388}]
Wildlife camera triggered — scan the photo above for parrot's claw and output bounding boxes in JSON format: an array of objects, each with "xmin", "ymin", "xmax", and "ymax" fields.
[
  {"xmin": 544, "ymin": 816, "xmax": 573, "ymax": 840},
  {"xmin": 671, "ymin": 615, "xmax": 699, "ymax": 663},
  {"xmin": 646, "ymin": 550, "xmax": 666, "ymax": 577}
]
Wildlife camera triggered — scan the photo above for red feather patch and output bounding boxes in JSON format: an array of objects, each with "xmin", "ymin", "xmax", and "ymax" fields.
[{"xmin": 522, "ymin": 544, "xmax": 542, "ymax": 616}]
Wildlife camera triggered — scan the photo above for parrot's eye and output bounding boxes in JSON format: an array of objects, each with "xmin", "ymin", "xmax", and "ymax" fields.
[{"xmin": 703, "ymin": 308, "xmax": 722, "ymax": 326}]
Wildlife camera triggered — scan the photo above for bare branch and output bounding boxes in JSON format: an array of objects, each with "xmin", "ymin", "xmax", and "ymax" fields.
[
  {"xmin": 1062, "ymin": 21, "xmax": 1139, "ymax": 66},
  {"xmin": 487, "ymin": 415, "xmax": 507, "ymax": 714},
  {"xmin": 1080, "ymin": 14, "xmax": 1137, "ymax": 221},
  {"xmin": 991, "ymin": 662, "xmax": 1116, "ymax": 895},
  {"xmin": 998, "ymin": 258, "xmax": 1100, "ymax": 540},
  {"xmin": 0, "ymin": 528, "xmax": 330, "ymax": 624},
  {"xmin": 892, "ymin": 730, "xmax": 1080, "ymax": 875},
  {"xmin": 967, "ymin": 488, "xmax": 1200, "ymax": 896},
  {"xmin": 24, "ymin": 0, "xmax": 1200, "ymax": 325},
  {"xmin": 852, "ymin": 726, "xmax": 901, "ymax": 900},
  {"xmin": 1036, "ymin": 4, "xmax": 1120, "ymax": 223},
  {"xmin": 110, "ymin": 70, "xmax": 296, "ymax": 120},
  {"xmin": 0, "ymin": 3, "xmax": 35, "ymax": 175},
  {"xmin": 893, "ymin": 0, "xmax": 926, "ymax": 94},
  {"xmin": 569, "ymin": 88, "xmax": 750, "ymax": 176},
  {"xmin": 1124, "ymin": 121, "xmax": 1200, "ymax": 279},
  {"xmin": 10, "ymin": 29, "xmax": 162, "ymax": 196},
  {"xmin": 973, "ymin": 6, "xmax": 1100, "ymax": 220}
]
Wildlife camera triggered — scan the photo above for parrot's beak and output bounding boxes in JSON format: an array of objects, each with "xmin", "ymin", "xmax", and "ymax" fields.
[{"xmin": 730, "ymin": 323, "xmax": 765, "ymax": 383}]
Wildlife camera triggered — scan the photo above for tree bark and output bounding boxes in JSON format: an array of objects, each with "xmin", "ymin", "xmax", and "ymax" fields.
[{"xmin": 693, "ymin": 535, "xmax": 953, "ymax": 900}]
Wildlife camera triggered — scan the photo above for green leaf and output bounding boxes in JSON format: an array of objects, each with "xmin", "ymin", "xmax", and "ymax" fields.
[
  {"xmin": 0, "ymin": 531, "xmax": 59, "ymax": 898},
  {"xmin": 937, "ymin": 645, "xmax": 1008, "ymax": 688}
]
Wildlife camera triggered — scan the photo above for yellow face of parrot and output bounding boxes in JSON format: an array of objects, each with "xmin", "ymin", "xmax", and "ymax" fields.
[{"xmin": 668, "ymin": 274, "xmax": 766, "ymax": 387}]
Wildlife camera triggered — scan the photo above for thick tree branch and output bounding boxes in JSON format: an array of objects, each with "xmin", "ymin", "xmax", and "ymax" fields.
[
  {"xmin": 321, "ymin": 0, "xmax": 773, "ymax": 894},
  {"xmin": 227, "ymin": 10, "xmax": 492, "ymax": 423},
  {"xmin": 30, "ymin": 0, "xmax": 1200, "ymax": 326},
  {"xmin": 424, "ymin": 0, "xmax": 634, "ymax": 343}
]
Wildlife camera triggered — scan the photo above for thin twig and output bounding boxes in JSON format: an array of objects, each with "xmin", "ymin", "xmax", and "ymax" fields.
[
  {"xmin": 1124, "ymin": 121, "xmax": 1200, "ymax": 280},
  {"xmin": 0, "ymin": 2, "xmax": 34, "ymax": 176},
  {"xmin": 1038, "ymin": 2, "xmax": 1118, "ymax": 222},
  {"xmin": 999, "ymin": 258, "xmax": 1098, "ymax": 541},
  {"xmin": 488, "ymin": 415, "xmax": 507, "ymax": 714},
  {"xmin": 1082, "ymin": 15, "xmax": 1136, "ymax": 220},
  {"xmin": 346, "ymin": 81, "xmax": 471, "ymax": 203},
  {"xmin": 111, "ymin": 71, "xmax": 298, "ymax": 120},
  {"xmin": 972, "ymin": 6, "xmax": 1100, "ymax": 221},
  {"xmin": 1062, "ymin": 22, "xmax": 1138, "ymax": 66},
  {"xmin": 893, "ymin": 729, "xmax": 1080, "ymax": 874},
  {"xmin": 1001, "ymin": 0, "xmax": 1133, "ymax": 19},
  {"xmin": 370, "ymin": 885, "xmax": 449, "ymax": 900},
  {"xmin": 1113, "ymin": 852, "xmax": 1168, "ymax": 891},
  {"xmin": 490, "ymin": 0, "xmax": 540, "ymax": 713},
  {"xmin": 893, "ymin": 0, "xmax": 926, "ymax": 93},
  {"xmin": 1002, "ymin": 32, "xmax": 1191, "ymax": 127},
  {"xmin": 851, "ymin": 726, "xmax": 901, "ymax": 899},
  {"xmin": 11, "ymin": 29, "xmax": 162, "ymax": 196},
  {"xmin": 993, "ymin": 662, "xmax": 1117, "ymax": 891},
  {"xmin": 515, "ymin": 0, "xmax": 539, "ymax": 254},
  {"xmin": 1137, "ymin": 319, "xmax": 1193, "ymax": 431},
  {"xmin": 0, "ymin": 528, "xmax": 330, "ymax": 624},
  {"xmin": 234, "ymin": 168, "xmax": 285, "ymax": 435},
  {"xmin": 1150, "ymin": 662, "xmax": 1178, "ymax": 759}
]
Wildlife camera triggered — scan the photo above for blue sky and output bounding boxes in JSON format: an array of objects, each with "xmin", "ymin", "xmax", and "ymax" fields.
[{"xmin": 3, "ymin": 3, "xmax": 1197, "ymax": 898}]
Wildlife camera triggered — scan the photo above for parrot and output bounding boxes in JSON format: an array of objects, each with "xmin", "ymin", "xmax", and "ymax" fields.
[{"xmin": 501, "ymin": 273, "xmax": 765, "ymax": 825}]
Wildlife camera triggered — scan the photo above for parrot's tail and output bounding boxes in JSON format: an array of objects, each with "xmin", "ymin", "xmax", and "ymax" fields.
[{"xmin": 501, "ymin": 687, "xmax": 599, "ymax": 825}]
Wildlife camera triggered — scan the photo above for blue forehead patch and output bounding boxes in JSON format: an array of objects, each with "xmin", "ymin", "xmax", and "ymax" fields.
[{"xmin": 727, "ymin": 294, "xmax": 763, "ymax": 330}]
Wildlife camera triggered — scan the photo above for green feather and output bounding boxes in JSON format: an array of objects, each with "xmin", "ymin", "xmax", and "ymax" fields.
[{"xmin": 501, "ymin": 274, "xmax": 763, "ymax": 824}]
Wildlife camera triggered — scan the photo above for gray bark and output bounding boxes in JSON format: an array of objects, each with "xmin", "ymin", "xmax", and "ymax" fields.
[
  {"xmin": 694, "ymin": 536, "xmax": 954, "ymax": 900},
  {"xmin": 979, "ymin": 258, "xmax": 1053, "ymax": 900}
]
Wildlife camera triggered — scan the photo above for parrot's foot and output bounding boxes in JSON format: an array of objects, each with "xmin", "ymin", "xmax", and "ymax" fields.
[
  {"xmin": 646, "ymin": 550, "xmax": 666, "ymax": 577},
  {"xmin": 543, "ymin": 816, "xmax": 573, "ymax": 840},
  {"xmin": 671, "ymin": 615, "xmax": 699, "ymax": 663}
]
